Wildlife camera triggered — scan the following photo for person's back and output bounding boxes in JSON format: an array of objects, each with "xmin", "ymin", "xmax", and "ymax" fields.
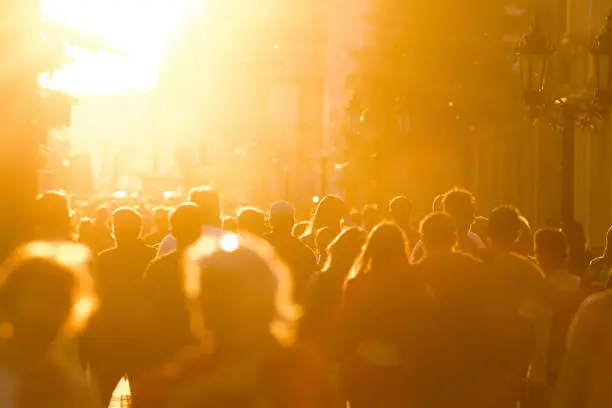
[
  {"xmin": 143, "ymin": 251, "xmax": 194, "ymax": 367},
  {"xmin": 341, "ymin": 224, "xmax": 431, "ymax": 408},
  {"xmin": 414, "ymin": 212, "xmax": 516, "ymax": 408},
  {"xmin": 142, "ymin": 204, "xmax": 203, "ymax": 368},
  {"xmin": 552, "ymin": 291, "xmax": 612, "ymax": 408},
  {"xmin": 266, "ymin": 202, "xmax": 317, "ymax": 305}
]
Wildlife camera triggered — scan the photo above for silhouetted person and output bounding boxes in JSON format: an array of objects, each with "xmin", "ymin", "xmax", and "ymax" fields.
[
  {"xmin": 414, "ymin": 212, "xmax": 505, "ymax": 408},
  {"xmin": 0, "ymin": 242, "xmax": 98, "ymax": 407},
  {"xmin": 91, "ymin": 206, "xmax": 113, "ymax": 254},
  {"xmin": 526, "ymin": 228, "xmax": 585, "ymax": 408},
  {"xmin": 76, "ymin": 218, "xmax": 95, "ymax": 252},
  {"xmin": 142, "ymin": 203, "xmax": 202, "ymax": 369},
  {"xmin": 516, "ymin": 216, "xmax": 535, "ymax": 258},
  {"xmin": 342, "ymin": 223, "xmax": 432, "ymax": 408},
  {"xmin": 315, "ymin": 227, "xmax": 335, "ymax": 267},
  {"xmin": 81, "ymin": 207, "xmax": 156, "ymax": 407},
  {"xmin": 346, "ymin": 208, "xmax": 363, "ymax": 227},
  {"xmin": 143, "ymin": 207, "xmax": 170, "ymax": 247},
  {"xmin": 562, "ymin": 220, "xmax": 594, "ymax": 278},
  {"xmin": 301, "ymin": 195, "xmax": 345, "ymax": 250},
  {"xmin": 411, "ymin": 189, "xmax": 485, "ymax": 263},
  {"xmin": 470, "ymin": 216, "xmax": 489, "ymax": 246},
  {"xmin": 265, "ymin": 201, "xmax": 317, "ymax": 305},
  {"xmin": 300, "ymin": 227, "xmax": 367, "ymax": 357},
  {"xmin": 237, "ymin": 207, "xmax": 266, "ymax": 237},
  {"xmin": 480, "ymin": 206, "xmax": 549, "ymax": 408},
  {"xmin": 34, "ymin": 191, "xmax": 72, "ymax": 241},
  {"xmin": 362, "ymin": 205, "xmax": 382, "ymax": 232},
  {"xmin": 552, "ymin": 291, "xmax": 612, "ymax": 408},
  {"xmin": 584, "ymin": 225, "xmax": 612, "ymax": 292},
  {"xmin": 135, "ymin": 234, "xmax": 336, "ymax": 408},
  {"xmin": 389, "ymin": 196, "xmax": 419, "ymax": 251},
  {"xmin": 158, "ymin": 186, "xmax": 222, "ymax": 256}
]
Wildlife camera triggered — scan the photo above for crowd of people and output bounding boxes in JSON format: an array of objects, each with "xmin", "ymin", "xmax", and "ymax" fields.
[{"xmin": 1, "ymin": 186, "xmax": 611, "ymax": 408}]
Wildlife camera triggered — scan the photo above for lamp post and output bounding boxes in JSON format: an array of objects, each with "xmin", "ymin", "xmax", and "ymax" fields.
[{"xmin": 516, "ymin": 13, "xmax": 612, "ymax": 227}]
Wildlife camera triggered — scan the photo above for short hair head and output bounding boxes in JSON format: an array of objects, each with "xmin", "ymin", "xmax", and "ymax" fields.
[
  {"xmin": 389, "ymin": 196, "xmax": 412, "ymax": 223},
  {"xmin": 171, "ymin": 203, "xmax": 204, "ymax": 246},
  {"xmin": 269, "ymin": 201, "xmax": 295, "ymax": 233},
  {"xmin": 112, "ymin": 207, "xmax": 143, "ymax": 242},
  {"xmin": 488, "ymin": 206, "xmax": 521, "ymax": 247},
  {"xmin": 442, "ymin": 188, "xmax": 475, "ymax": 233},
  {"xmin": 420, "ymin": 211, "xmax": 457, "ymax": 253},
  {"xmin": 535, "ymin": 228, "xmax": 569, "ymax": 271},
  {"xmin": 188, "ymin": 186, "xmax": 221, "ymax": 227},
  {"xmin": 237, "ymin": 207, "xmax": 266, "ymax": 236}
]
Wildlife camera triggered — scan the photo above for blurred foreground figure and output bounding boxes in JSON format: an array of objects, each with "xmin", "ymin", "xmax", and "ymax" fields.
[
  {"xmin": 552, "ymin": 291, "xmax": 612, "ymax": 408},
  {"xmin": 135, "ymin": 234, "xmax": 336, "ymax": 408},
  {"xmin": 81, "ymin": 208, "xmax": 156, "ymax": 407},
  {"xmin": 0, "ymin": 242, "xmax": 98, "ymax": 408}
]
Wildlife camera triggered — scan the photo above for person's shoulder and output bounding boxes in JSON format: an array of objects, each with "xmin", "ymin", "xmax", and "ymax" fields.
[
  {"xmin": 589, "ymin": 256, "xmax": 606, "ymax": 268},
  {"xmin": 96, "ymin": 246, "xmax": 117, "ymax": 260}
]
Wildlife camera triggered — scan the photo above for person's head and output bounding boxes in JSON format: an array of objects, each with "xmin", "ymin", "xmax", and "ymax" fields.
[
  {"xmin": 94, "ymin": 205, "xmax": 110, "ymax": 229},
  {"xmin": 389, "ymin": 196, "xmax": 412, "ymax": 225},
  {"xmin": 535, "ymin": 228, "xmax": 569, "ymax": 273},
  {"xmin": 292, "ymin": 221, "xmax": 310, "ymax": 238},
  {"xmin": 348, "ymin": 209, "xmax": 363, "ymax": 227},
  {"xmin": 0, "ymin": 242, "xmax": 96, "ymax": 351},
  {"xmin": 324, "ymin": 227, "xmax": 367, "ymax": 275},
  {"xmin": 362, "ymin": 205, "xmax": 382, "ymax": 231},
  {"xmin": 269, "ymin": 201, "xmax": 295, "ymax": 234},
  {"xmin": 112, "ymin": 207, "xmax": 142, "ymax": 245},
  {"xmin": 311, "ymin": 195, "xmax": 345, "ymax": 232},
  {"xmin": 488, "ymin": 206, "xmax": 521, "ymax": 249},
  {"xmin": 77, "ymin": 219, "xmax": 94, "ymax": 243},
  {"xmin": 562, "ymin": 220, "xmax": 588, "ymax": 253},
  {"xmin": 35, "ymin": 191, "xmax": 71, "ymax": 240},
  {"xmin": 442, "ymin": 188, "xmax": 476, "ymax": 235},
  {"xmin": 237, "ymin": 207, "xmax": 266, "ymax": 237},
  {"xmin": 351, "ymin": 223, "xmax": 408, "ymax": 278},
  {"xmin": 170, "ymin": 203, "xmax": 204, "ymax": 249},
  {"xmin": 222, "ymin": 216, "xmax": 237, "ymax": 233},
  {"xmin": 470, "ymin": 216, "xmax": 489, "ymax": 244},
  {"xmin": 432, "ymin": 194, "xmax": 444, "ymax": 212},
  {"xmin": 420, "ymin": 212, "xmax": 457, "ymax": 256},
  {"xmin": 515, "ymin": 216, "xmax": 534, "ymax": 257},
  {"xmin": 188, "ymin": 186, "xmax": 221, "ymax": 228},
  {"xmin": 152, "ymin": 206, "xmax": 170, "ymax": 233},
  {"xmin": 184, "ymin": 234, "xmax": 298, "ymax": 350}
]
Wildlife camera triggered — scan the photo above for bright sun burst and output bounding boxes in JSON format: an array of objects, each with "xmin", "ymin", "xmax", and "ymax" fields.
[{"xmin": 39, "ymin": 0, "xmax": 193, "ymax": 96}]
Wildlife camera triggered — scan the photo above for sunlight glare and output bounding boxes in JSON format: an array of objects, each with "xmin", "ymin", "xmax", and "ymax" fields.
[{"xmin": 39, "ymin": 0, "xmax": 194, "ymax": 95}]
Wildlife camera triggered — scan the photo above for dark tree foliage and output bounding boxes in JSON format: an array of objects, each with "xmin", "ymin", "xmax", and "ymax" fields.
[{"xmin": 349, "ymin": 0, "xmax": 534, "ymax": 205}]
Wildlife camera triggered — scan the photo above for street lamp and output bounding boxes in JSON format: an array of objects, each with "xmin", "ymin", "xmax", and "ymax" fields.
[
  {"xmin": 515, "ymin": 17, "xmax": 555, "ymax": 109},
  {"xmin": 591, "ymin": 11, "xmax": 612, "ymax": 106},
  {"xmin": 516, "ymin": 12, "xmax": 612, "ymax": 227}
]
